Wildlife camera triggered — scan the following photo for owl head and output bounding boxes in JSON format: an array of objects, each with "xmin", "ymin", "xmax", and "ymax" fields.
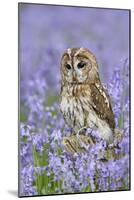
[{"xmin": 60, "ymin": 48, "xmax": 99, "ymax": 85}]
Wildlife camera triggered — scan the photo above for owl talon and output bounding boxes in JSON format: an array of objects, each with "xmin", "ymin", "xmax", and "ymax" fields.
[
  {"xmin": 77, "ymin": 126, "xmax": 87, "ymax": 136},
  {"xmin": 76, "ymin": 127, "xmax": 93, "ymax": 149}
]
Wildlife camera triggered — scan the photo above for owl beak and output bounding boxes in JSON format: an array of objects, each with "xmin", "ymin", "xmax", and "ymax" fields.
[
  {"xmin": 72, "ymin": 76, "xmax": 77, "ymax": 83},
  {"xmin": 73, "ymin": 76, "xmax": 77, "ymax": 82},
  {"xmin": 72, "ymin": 72, "xmax": 77, "ymax": 83}
]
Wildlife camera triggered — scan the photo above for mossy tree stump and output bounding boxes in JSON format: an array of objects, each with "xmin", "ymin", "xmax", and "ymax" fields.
[{"xmin": 62, "ymin": 129, "xmax": 124, "ymax": 160}]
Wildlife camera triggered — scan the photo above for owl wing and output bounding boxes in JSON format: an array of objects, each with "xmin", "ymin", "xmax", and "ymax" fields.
[{"xmin": 90, "ymin": 82, "xmax": 115, "ymax": 130}]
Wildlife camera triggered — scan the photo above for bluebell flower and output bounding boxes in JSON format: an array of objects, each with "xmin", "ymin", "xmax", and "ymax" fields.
[{"xmin": 19, "ymin": 4, "xmax": 129, "ymax": 195}]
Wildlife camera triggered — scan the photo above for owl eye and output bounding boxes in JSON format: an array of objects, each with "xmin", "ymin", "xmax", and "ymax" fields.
[
  {"xmin": 66, "ymin": 64, "xmax": 72, "ymax": 70},
  {"xmin": 77, "ymin": 62, "xmax": 86, "ymax": 69}
]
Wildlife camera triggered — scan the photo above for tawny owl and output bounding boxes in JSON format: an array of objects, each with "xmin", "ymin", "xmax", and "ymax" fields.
[{"xmin": 60, "ymin": 48, "xmax": 115, "ymax": 143}]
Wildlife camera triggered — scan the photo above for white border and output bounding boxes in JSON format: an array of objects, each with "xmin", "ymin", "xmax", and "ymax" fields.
[{"xmin": 0, "ymin": 0, "xmax": 133, "ymax": 199}]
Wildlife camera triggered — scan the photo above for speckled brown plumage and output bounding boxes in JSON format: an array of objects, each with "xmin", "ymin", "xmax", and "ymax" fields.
[
  {"xmin": 90, "ymin": 81, "xmax": 115, "ymax": 130},
  {"xmin": 60, "ymin": 47, "xmax": 115, "ymax": 142}
]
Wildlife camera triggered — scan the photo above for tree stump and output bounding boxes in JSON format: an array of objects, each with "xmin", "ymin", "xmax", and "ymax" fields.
[
  {"xmin": 62, "ymin": 129, "xmax": 124, "ymax": 160},
  {"xmin": 62, "ymin": 134, "xmax": 94, "ymax": 154}
]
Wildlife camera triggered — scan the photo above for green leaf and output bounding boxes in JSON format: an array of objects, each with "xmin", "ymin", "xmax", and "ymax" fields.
[
  {"xmin": 46, "ymin": 95, "xmax": 59, "ymax": 106},
  {"xmin": 118, "ymin": 113, "xmax": 124, "ymax": 129},
  {"xmin": 82, "ymin": 185, "xmax": 91, "ymax": 192},
  {"xmin": 41, "ymin": 186, "xmax": 46, "ymax": 195},
  {"xmin": 20, "ymin": 112, "xmax": 27, "ymax": 122}
]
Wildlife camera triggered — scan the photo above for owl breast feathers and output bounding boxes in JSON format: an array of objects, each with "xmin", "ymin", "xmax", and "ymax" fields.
[{"xmin": 60, "ymin": 48, "xmax": 115, "ymax": 142}]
